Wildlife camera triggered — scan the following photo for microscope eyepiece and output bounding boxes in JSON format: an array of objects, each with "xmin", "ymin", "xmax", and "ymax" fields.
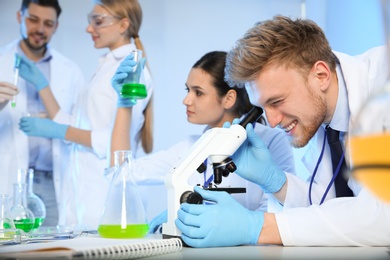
[{"xmin": 239, "ymin": 106, "xmax": 263, "ymax": 127}]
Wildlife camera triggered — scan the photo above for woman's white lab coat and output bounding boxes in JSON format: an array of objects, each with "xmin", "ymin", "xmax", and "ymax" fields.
[
  {"xmin": 132, "ymin": 122, "xmax": 295, "ymax": 216},
  {"xmin": 276, "ymin": 46, "xmax": 390, "ymax": 246},
  {"xmin": 56, "ymin": 44, "xmax": 153, "ymax": 229},
  {"xmin": 0, "ymin": 40, "xmax": 85, "ymax": 212}
]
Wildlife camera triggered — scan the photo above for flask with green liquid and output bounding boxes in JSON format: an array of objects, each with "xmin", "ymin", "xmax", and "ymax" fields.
[
  {"xmin": 120, "ymin": 49, "xmax": 147, "ymax": 99},
  {"xmin": 10, "ymin": 183, "xmax": 35, "ymax": 233},
  {"xmin": 26, "ymin": 169, "xmax": 46, "ymax": 230},
  {"xmin": 98, "ymin": 150, "xmax": 149, "ymax": 238}
]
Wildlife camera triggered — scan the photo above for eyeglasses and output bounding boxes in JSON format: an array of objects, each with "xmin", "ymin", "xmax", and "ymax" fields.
[{"xmin": 87, "ymin": 13, "xmax": 120, "ymax": 29}]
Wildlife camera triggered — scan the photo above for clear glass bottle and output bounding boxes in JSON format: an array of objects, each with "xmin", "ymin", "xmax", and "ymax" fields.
[
  {"xmin": 98, "ymin": 150, "xmax": 149, "ymax": 238},
  {"xmin": 10, "ymin": 183, "xmax": 35, "ymax": 233},
  {"xmin": 26, "ymin": 169, "xmax": 46, "ymax": 230},
  {"xmin": 0, "ymin": 194, "xmax": 15, "ymax": 229}
]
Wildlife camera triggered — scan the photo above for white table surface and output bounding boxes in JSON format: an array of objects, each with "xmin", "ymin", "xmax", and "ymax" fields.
[{"xmin": 143, "ymin": 244, "xmax": 390, "ymax": 260}]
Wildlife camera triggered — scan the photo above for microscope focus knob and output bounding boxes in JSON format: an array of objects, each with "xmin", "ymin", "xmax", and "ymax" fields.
[
  {"xmin": 180, "ymin": 191, "xmax": 203, "ymax": 204},
  {"xmin": 226, "ymin": 161, "xmax": 237, "ymax": 173}
]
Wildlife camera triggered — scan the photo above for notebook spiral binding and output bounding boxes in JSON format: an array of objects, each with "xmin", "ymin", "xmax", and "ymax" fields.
[{"xmin": 81, "ymin": 238, "xmax": 183, "ymax": 259}]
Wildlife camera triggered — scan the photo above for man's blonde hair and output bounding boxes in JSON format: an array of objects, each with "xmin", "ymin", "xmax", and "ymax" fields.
[{"xmin": 225, "ymin": 15, "xmax": 337, "ymax": 87}]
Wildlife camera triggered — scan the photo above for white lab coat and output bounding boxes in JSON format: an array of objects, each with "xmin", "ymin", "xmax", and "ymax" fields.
[
  {"xmin": 132, "ymin": 122, "xmax": 295, "ymax": 218},
  {"xmin": 57, "ymin": 44, "xmax": 153, "ymax": 229},
  {"xmin": 276, "ymin": 46, "xmax": 390, "ymax": 246},
  {"xmin": 0, "ymin": 40, "xmax": 85, "ymax": 215}
]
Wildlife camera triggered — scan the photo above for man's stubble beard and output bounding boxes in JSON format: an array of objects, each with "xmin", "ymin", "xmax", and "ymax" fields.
[{"xmin": 22, "ymin": 35, "xmax": 48, "ymax": 53}]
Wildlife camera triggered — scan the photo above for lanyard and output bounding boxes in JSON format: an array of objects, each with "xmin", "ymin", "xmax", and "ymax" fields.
[{"xmin": 308, "ymin": 130, "xmax": 345, "ymax": 205}]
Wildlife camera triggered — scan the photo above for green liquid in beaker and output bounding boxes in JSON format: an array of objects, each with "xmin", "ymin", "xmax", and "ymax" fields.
[
  {"xmin": 98, "ymin": 223, "xmax": 149, "ymax": 238},
  {"xmin": 1, "ymin": 222, "xmax": 13, "ymax": 229},
  {"xmin": 33, "ymin": 217, "xmax": 44, "ymax": 230},
  {"xmin": 121, "ymin": 83, "xmax": 147, "ymax": 99},
  {"xmin": 14, "ymin": 218, "xmax": 34, "ymax": 232}
]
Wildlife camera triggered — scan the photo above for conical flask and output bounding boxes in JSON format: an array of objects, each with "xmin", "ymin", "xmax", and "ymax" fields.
[
  {"xmin": 0, "ymin": 194, "xmax": 15, "ymax": 229},
  {"xmin": 26, "ymin": 169, "xmax": 46, "ymax": 230},
  {"xmin": 98, "ymin": 150, "xmax": 149, "ymax": 238},
  {"xmin": 10, "ymin": 183, "xmax": 35, "ymax": 233}
]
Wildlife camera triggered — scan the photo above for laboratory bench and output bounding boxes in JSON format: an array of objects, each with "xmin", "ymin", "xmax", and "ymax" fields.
[{"xmin": 144, "ymin": 243, "xmax": 390, "ymax": 260}]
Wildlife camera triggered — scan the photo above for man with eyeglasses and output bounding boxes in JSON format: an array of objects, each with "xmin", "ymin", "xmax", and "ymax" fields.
[{"xmin": 0, "ymin": 0, "xmax": 85, "ymax": 227}]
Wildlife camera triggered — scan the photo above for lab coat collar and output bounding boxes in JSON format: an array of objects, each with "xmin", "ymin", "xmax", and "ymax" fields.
[
  {"xmin": 333, "ymin": 50, "xmax": 371, "ymax": 130},
  {"xmin": 102, "ymin": 43, "xmax": 136, "ymax": 62},
  {"xmin": 326, "ymin": 64, "xmax": 349, "ymax": 133}
]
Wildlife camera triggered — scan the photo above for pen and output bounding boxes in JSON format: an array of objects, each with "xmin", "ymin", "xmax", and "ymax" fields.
[{"xmin": 12, "ymin": 54, "xmax": 21, "ymax": 108}]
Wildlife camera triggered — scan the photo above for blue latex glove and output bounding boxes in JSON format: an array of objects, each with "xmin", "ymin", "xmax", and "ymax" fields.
[
  {"xmin": 148, "ymin": 210, "xmax": 167, "ymax": 234},
  {"xmin": 19, "ymin": 117, "xmax": 68, "ymax": 139},
  {"xmin": 111, "ymin": 54, "xmax": 146, "ymax": 107},
  {"xmin": 226, "ymin": 120, "xmax": 287, "ymax": 193},
  {"xmin": 175, "ymin": 186, "xmax": 264, "ymax": 248},
  {"xmin": 17, "ymin": 54, "xmax": 49, "ymax": 91}
]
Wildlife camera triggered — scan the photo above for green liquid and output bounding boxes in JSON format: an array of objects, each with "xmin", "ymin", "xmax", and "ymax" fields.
[
  {"xmin": 14, "ymin": 218, "xmax": 34, "ymax": 232},
  {"xmin": 33, "ymin": 218, "xmax": 45, "ymax": 230},
  {"xmin": 1, "ymin": 222, "xmax": 13, "ymax": 229},
  {"xmin": 98, "ymin": 223, "xmax": 149, "ymax": 238},
  {"xmin": 121, "ymin": 83, "xmax": 147, "ymax": 99}
]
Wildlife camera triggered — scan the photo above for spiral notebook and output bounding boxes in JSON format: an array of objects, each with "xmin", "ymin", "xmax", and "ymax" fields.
[{"xmin": 0, "ymin": 236, "xmax": 182, "ymax": 259}]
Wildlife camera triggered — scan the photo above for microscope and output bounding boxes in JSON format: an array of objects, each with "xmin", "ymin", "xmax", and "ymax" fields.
[{"xmin": 162, "ymin": 106, "xmax": 263, "ymax": 239}]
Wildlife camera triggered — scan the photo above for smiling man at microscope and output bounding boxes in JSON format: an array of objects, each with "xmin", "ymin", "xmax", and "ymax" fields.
[{"xmin": 175, "ymin": 16, "xmax": 390, "ymax": 247}]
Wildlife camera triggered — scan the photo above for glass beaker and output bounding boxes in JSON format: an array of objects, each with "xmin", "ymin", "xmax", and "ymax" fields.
[
  {"xmin": 347, "ymin": 81, "xmax": 390, "ymax": 202},
  {"xmin": 98, "ymin": 150, "xmax": 149, "ymax": 238},
  {"xmin": 0, "ymin": 194, "xmax": 15, "ymax": 229},
  {"xmin": 10, "ymin": 183, "xmax": 35, "ymax": 233},
  {"xmin": 346, "ymin": 0, "xmax": 390, "ymax": 203},
  {"xmin": 120, "ymin": 49, "xmax": 148, "ymax": 99},
  {"xmin": 26, "ymin": 169, "xmax": 46, "ymax": 230}
]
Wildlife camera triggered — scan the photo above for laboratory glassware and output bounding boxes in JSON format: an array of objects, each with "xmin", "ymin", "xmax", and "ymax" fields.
[
  {"xmin": 12, "ymin": 54, "xmax": 21, "ymax": 108},
  {"xmin": 120, "ymin": 49, "xmax": 148, "ymax": 99},
  {"xmin": 0, "ymin": 194, "xmax": 15, "ymax": 230},
  {"xmin": 347, "ymin": 0, "xmax": 390, "ymax": 202},
  {"xmin": 347, "ymin": 84, "xmax": 390, "ymax": 202},
  {"xmin": 0, "ymin": 228, "xmax": 77, "ymax": 245},
  {"xmin": 98, "ymin": 150, "xmax": 149, "ymax": 238},
  {"xmin": 26, "ymin": 169, "xmax": 46, "ymax": 230},
  {"xmin": 10, "ymin": 183, "xmax": 35, "ymax": 233}
]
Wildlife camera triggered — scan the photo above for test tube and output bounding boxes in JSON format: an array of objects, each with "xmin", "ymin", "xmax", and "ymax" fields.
[{"xmin": 12, "ymin": 54, "xmax": 21, "ymax": 108}]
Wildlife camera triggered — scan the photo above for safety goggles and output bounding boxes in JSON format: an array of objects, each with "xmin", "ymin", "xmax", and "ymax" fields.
[
  {"xmin": 22, "ymin": 11, "xmax": 57, "ymax": 30},
  {"xmin": 87, "ymin": 13, "xmax": 120, "ymax": 29}
]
